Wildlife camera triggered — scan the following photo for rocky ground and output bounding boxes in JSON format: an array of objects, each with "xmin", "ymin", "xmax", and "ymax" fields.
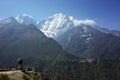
[{"xmin": 0, "ymin": 68, "xmax": 44, "ymax": 80}]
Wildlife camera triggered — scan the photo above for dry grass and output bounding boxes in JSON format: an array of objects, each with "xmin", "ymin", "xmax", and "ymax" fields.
[{"xmin": 0, "ymin": 70, "xmax": 43, "ymax": 80}]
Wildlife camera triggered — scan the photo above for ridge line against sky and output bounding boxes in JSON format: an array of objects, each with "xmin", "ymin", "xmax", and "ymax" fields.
[{"xmin": 0, "ymin": 0, "xmax": 120, "ymax": 30}]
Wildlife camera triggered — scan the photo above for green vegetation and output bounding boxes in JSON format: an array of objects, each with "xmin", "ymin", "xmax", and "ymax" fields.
[{"xmin": 45, "ymin": 59, "xmax": 120, "ymax": 80}]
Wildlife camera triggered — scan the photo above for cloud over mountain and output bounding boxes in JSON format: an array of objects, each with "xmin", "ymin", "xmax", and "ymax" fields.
[{"xmin": 73, "ymin": 19, "xmax": 96, "ymax": 26}]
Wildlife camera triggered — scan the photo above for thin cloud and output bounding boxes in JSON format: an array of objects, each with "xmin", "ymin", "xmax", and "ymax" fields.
[{"xmin": 73, "ymin": 19, "xmax": 96, "ymax": 26}]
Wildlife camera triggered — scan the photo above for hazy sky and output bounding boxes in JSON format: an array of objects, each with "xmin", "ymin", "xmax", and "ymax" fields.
[{"xmin": 0, "ymin": 0, "xmax": 120, "ymax": 30}]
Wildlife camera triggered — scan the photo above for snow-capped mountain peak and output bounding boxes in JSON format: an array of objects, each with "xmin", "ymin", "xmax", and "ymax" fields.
[
  {"xmin": 47, "ymin": 13, "xmax": 66, "ymax": 19},
  {"xmin": 46, "ymin": 13, "xmax": 67, "ymax": 28},
  {"xmin": 39, "ymin": 13, "xmax": 96, "ymax": 38},
  {"xmin": 15, "ymin": 13, "xmax": 36, "ymax": 25},
  {"xmin": 39, "ymin": 13, "xmax": 74, "ymax": 38}
]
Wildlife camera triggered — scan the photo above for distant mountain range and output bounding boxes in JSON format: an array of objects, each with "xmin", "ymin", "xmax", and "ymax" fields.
[
  {"xmin": 13, "ymin": 13, "xmax": 120, "ymax": 37},
  {"xmin": 0, "ymin": 13, "xmax": 120, "ymax": 60}
]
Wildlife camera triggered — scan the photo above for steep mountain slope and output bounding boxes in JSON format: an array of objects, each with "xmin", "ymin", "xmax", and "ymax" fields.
[
  {"xmin": 38, "ymin": 13, "xmax": 74, "ymax": 38},
  {"xmin": 39, "ymin": 13, "xmax": 120, "ymax": 59},
  {"xmin": 0, "ymin": 17, "xmax": 65, "ymax": 68}
]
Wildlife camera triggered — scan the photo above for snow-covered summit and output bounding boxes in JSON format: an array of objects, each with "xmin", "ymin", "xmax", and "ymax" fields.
[
  {"xmin": 15, "ymin": 13, "xmax": 36, "ymax": 25},
  {"xmin": 48, "ymin": 13, "xmax": 66, "ymax": 19},
  {"xmin": 38, "ymin": 13, "xmax": 74, "ymax": 38},
  {"xmin": 38, "ymin": 13, "xmax": 96, "ymax": 38}
]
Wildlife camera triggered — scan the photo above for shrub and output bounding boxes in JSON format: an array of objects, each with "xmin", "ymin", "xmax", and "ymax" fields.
[{"xmin": 0, "ymin": 74, "xmax": 9, "ymax": 80}]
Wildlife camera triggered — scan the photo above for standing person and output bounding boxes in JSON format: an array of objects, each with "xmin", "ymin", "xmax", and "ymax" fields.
[{"xmin": 17, "ymin": 57, "xmax": 23, "ymax": 70}]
